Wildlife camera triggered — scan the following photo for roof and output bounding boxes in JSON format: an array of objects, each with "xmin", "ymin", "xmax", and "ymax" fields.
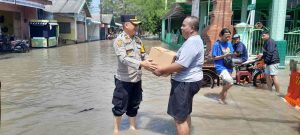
[
  {"xmin": 45, "ymin": 0, "xmax": 91, "ymax": 17},
  {"xmin": 0, "ymin": 0, "xmax": 52, "ymax": 9},
  {"xmin": 87, "ymin": 13, "xmax": 101, "ymax": 24},
  {"xmin": 101, "ymin": 14, "xmax": 113, "ymax": 24},
  {"xmin": 91, "ymin": 13, "xmax": 101, "ymax": 22},
  {"xmin": 162, "ymin": 2, "xmax": 192, "ymax": 19}
]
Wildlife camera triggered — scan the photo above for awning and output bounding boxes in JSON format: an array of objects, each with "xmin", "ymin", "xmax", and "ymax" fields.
[
  {"xmin": 49, "ymin": 22, "xmax": 58, "ymax": 26},
  {"xmin": 86, "ymin": 17, "xmax": 101, "ymax": 24},
  {"xmin": 91, "ymin": 20, "xmax": 101, "ymax": 24},
  {"xmin": 29, "ymin": 22, "xmax": 48, "ymax": 26},
  {"xmin": 29, "ymin": 20, "xmax": 58, "ymax": 26}
]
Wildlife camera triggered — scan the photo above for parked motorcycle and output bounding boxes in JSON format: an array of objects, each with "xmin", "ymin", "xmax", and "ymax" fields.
[
  {"xmin": 202, "ymin": 55, "xmax": 270, "ymax": 88},
  {"xmin": 0, "ymin": 35, "xmax": 30, "ymax": 53},
  {"xmin": 12, "ymin": 40, "xmax": 30, "ymax": 53}
]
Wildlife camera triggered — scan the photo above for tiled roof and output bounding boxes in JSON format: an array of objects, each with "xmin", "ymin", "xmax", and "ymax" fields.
[{"xmin": 45, "ymin": 0, "xmax": 91, "ymax": 17}]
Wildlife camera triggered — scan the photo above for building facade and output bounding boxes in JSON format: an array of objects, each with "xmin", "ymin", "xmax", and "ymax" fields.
[
  {"xmin": 162, "ymin": 0, "xmax": 298, "ymax": 63},
  {"xmin": 0, "ymin": 0, "xmax": 52, "ymax": 39}
]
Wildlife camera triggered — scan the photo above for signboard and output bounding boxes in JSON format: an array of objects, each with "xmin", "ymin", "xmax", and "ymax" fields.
[{"xmin": 247, "ymin": 4, "xmax": 256, "ymax": 11}]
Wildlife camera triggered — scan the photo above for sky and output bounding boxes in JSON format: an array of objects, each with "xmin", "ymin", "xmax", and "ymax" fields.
[{"xmin": 89, "ymin": 0, "xmax": 101, "ymax": 13}]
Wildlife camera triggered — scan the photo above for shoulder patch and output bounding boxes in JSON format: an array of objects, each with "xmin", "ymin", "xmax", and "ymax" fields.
[{"xmin": 116, "ymin": 39, "xmax": 123, "ymax": 47}]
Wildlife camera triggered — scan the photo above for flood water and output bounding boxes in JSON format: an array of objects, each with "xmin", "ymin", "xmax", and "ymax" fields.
[
  {"xmin": 0, "ymin": 40, "xmax": 299, "ymax": 135},
  {"xmin": 0, "ymin": 40, "xmax": 176, "ymax": 135}
]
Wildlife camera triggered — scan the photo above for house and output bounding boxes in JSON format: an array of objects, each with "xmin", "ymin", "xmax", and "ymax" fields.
[
  {"xmin": 0, "ymin": 0, "xmax": 52, "ymax": 40},
  {"xmin": 100, "ymin": 14, "xmax": 115, "ymax": 40},
  {"xmin": 45, "ymin": 0, "xmax": 92, "ymax": 44},
  {"xmin": 87, "ymin": 13, "xmax": 101, "ymax": 41}
]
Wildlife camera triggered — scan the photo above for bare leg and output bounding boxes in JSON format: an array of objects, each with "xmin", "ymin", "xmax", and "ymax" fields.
[
  {"xmin": 129, "ymin": 117, "xmax": 137, "ymax": 130},
  {"xmin": 175, "ymin": 119, "xmax": 190, "ymax": 135},
  {"xmin": 272, "ymin": 75, "xmax": 280, "ymax": 93},
  {"xmin": 266, "ymin": 74, "xmax": 273, "ymax": 91},
  {"xmin": 187, "ymin": 115, "xmax": 191, "ymax": 128},
  {"xmin": 113, "ymin": 116, "xmax": 122, "ymax": 135},
  {"xmin": 219, "ymin": 84, "xmax": 232, "ymax": 104}
]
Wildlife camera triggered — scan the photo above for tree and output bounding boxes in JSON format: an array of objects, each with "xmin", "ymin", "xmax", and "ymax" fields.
[{"xmin": 101, "ymin": 0, "xmax": 176, "ymax": 34}]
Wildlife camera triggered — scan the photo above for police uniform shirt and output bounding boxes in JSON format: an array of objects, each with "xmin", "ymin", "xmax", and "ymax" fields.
[{"xmin": 113, "ymin": 31, "xmax": 147, "ymax": 82}]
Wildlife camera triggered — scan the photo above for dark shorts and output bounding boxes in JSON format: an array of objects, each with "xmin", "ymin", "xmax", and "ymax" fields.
[
  {"xmin": 112, "ymin": 77, "xmax": 143, "ymax": 117},
  {"xmin": 167, "ymin": 79, "xmax": 202, "ymax": 121}
]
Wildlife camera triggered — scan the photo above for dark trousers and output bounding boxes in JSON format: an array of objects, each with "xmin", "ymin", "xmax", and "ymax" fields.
[{"xmin": 112, "ymin": 77, "xmax": 143, "ymax": 117}]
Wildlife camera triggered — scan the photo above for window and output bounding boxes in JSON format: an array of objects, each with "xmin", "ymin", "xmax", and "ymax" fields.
[{"xmin": 58, "ymin": 22, "xmax": 71, "ymax": 33}]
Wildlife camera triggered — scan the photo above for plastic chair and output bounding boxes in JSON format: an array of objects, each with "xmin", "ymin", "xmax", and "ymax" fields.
[{"xmin": 236, "ymin": 70, "xmax": 252, "ymax": 84}]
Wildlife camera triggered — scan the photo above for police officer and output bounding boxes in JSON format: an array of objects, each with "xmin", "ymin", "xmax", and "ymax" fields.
[{"xmin": 112, "ymin": 15, "xmax": 156, "ymax": 135}]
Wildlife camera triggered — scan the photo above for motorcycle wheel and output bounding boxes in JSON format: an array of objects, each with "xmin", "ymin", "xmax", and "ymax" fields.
[
  {"xmin": 202, "ymin": 72, "xmax": 214, "ymax": 88},
  {"xmin": 253, "ymin": 71, "xmax": 266, "ymax": 87}
]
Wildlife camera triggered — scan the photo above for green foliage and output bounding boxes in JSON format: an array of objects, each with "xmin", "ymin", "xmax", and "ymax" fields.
[{"xmin": 101, "ymin": 0, "xmax": 176, "ymax": 34}]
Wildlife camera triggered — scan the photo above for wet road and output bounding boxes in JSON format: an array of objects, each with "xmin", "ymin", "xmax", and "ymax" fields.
[
  {"xmin": 0, "ymin": 40, "xmax": 175, "ymax": 135},
  {"xmin": 0, "ymin": 40, "xmax": 299, "ymax": 135}
]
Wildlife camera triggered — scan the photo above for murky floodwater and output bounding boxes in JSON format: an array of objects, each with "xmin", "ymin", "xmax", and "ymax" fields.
[
  {"xmin": 0, "ymin": 40, "xmax": 175, "ymax": 135},
  {"xmin": 0, "ymin": 40, "xmax": 299, "ymax": 135}
]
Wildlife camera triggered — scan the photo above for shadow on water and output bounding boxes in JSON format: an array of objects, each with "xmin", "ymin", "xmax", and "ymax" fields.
[
  {"xmin": 138, "ymin": 114, "xmax": 177, "ymax": 135},
  {"xmin": 141, "ymin": 115, "xmax": 176, "ymax": 135},
  {"xmin": 203, "ymin": 92, "xmax": 219, "ymax": 101},
  {"xmin": 116, "ymin": 112, "xmax": 177, "ymax": 135}
]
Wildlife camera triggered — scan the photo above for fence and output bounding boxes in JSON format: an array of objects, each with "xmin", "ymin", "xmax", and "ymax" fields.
[
  {"xmin": 250, "ymin": 29, "xmax": 300, "ymax": 57},
  {"xmin": 284, "ymin": 32, "xmax": 300, "ymax": 56},
  {"xmin": 163, "ymin": 30, "xmax": 185, "ymax": 50}
]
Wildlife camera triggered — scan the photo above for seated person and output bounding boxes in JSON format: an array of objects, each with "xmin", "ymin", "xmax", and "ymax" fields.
[{"xmin": 232, "ymin": 34, "xmax": 248, "ymax": 65}]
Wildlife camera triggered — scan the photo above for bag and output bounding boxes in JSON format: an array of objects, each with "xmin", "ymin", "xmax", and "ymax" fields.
[
  {"xmin": 224, "ymin": 57, "xmax": 234, "ymax": 69},
  {"xmin": 218, "ymin": 41, "xmax": 234, "ymax": 69}
]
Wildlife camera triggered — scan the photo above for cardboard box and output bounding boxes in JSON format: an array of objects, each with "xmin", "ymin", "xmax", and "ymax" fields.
[{"xmin": 149, "ymin": 47, "xmax": 176, "ymax": 76}]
